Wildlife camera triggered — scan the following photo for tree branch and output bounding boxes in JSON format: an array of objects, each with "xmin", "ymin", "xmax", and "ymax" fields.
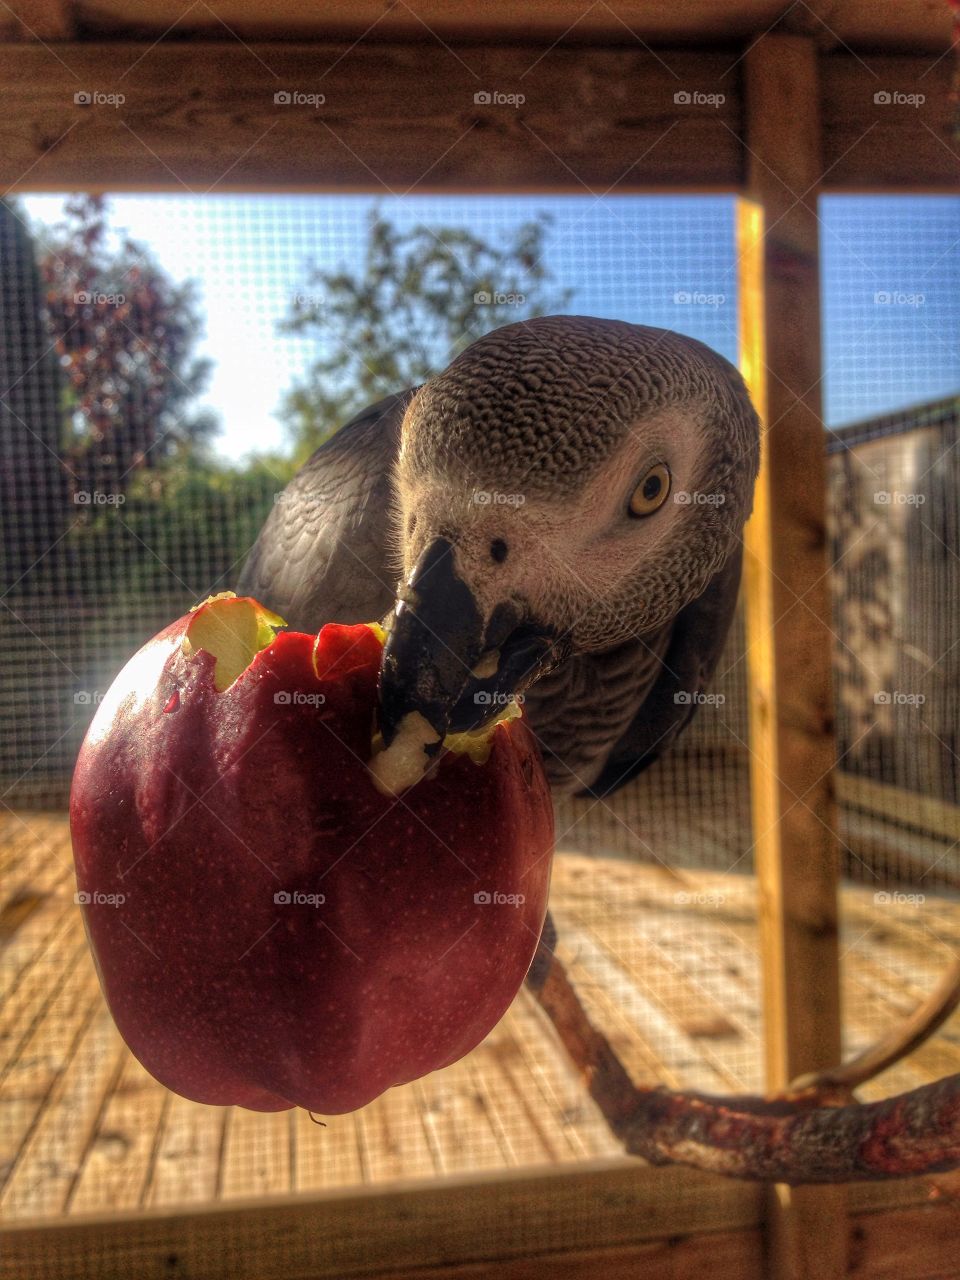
[{"xmin": 526, "ymin": 918, "xmax": 960, "ymax": 1184}]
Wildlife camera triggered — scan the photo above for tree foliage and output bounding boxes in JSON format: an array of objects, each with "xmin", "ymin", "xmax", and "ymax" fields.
[
  {"xmin": 37, "ymin": 195, "xmax": 217, "ymax": 497},
  {"xmin": 279, "ymin": 209, "xmax": 571, "ymax": 460}
]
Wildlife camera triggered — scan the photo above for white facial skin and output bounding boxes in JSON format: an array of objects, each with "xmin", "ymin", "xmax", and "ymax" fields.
[{"xmin": 389, "ymin": 405, "xmax": 718, "ymax": 653}]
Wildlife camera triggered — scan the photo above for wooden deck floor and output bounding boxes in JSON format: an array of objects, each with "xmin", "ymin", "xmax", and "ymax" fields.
[{"xmin": 2, "ymin": 811, "xmax": 960, "ymax": 1226}]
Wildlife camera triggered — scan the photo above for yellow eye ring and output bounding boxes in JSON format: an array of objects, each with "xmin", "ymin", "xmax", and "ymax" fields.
[{"xmin": 629, "ymin": 463, "xmax": 671, "ymax": 517}]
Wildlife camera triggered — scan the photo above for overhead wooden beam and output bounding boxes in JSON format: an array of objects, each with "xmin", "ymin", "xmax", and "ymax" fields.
[
  {"xmin": 6, "ymin": 0, "xmax": 955, "ymax": 56},
  {"xmin": 821, "ymin": 55, "xmax": 958, "ymax": 191},
  {"xmin": 738, "ymin": 32, "xmax": 846, "ymax": 1280},
  {"xmin": 0, "ymin": 43, "xmax": 744, "ymax": 193},
  {"xmin": 0, "ymin": 42, "xmax": 952, "ymax": 193},
  {"xmin": 0, "ymin": 0, "xmax": 75, "ymax": 41}
]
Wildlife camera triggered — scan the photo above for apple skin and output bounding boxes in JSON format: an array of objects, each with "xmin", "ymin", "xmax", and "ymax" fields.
[{"xmin": 70, "ymin": 604, "xmax": 554, "ymax": 1114}]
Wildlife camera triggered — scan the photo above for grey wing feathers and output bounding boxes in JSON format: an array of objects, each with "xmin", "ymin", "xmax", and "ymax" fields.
[
  {"xmin": 237, "ymin": 391, "xmax": 414, "ymax": 633},
  {"xmin": 583, "ymin": 545, "xmax": 744, "ymax": 798}
]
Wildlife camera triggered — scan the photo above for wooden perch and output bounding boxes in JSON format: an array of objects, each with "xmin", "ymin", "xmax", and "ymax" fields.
[
  {"xmin": 787, "ymin": 956, "xmax": 960, "ymax": 1101},
  {"xmin": 526, "ymin": 916, "xmax": 960, "ymax": 1185}
]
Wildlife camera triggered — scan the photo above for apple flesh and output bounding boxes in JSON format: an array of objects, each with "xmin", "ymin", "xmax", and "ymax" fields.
[{"xmin": 70, "ymin": 594, "xmax": 554, "ymax": 1114}]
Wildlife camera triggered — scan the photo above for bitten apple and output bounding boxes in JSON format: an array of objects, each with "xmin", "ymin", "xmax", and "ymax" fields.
[{"xmin": 70, "ymin": 593, "xmax": 554, "ymax": 1114}]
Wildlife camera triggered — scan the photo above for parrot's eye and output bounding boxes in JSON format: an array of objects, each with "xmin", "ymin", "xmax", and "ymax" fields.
[{"xmin": 628, "ymin": 464, "xmax": 671, "ymax": 517}]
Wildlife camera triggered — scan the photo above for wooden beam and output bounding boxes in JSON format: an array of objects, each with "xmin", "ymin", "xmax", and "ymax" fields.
[
  {"xmin": 0, "ymin": 43, "xmax": 953, "ymax": 193},
  {"xmin": 0, "ymin": 43, "xmax": 743, "ymax": 194},
  {"xmin": 821, "ymin": 56, "xmax": 957, "ymax": 191},
  {"xmin": 12, "ymin": 0, "xmax": 951, "ymax": 56},
  {"xmin": 738, "ymin": 33, "xmax": 846, "ymax": 1280},
  {"xmin": 1, "ymin": 1158, "xmax": 764, "ymax": 1279},
  {"xmin": 836, "ymin": 773, "xmax": 960, "ymax": 846},
  {"xmin": 0, "ymin": 0, "xmax": 75, "ymax": 41}
]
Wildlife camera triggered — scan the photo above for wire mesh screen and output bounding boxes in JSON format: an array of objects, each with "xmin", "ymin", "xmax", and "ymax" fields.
[
  {"xmin": 0, "ymin": 193, "xmax": 766, "ymax": 1224},
  {"xmin": 2, "ymin": 191, "xmax": 958, "ymax": 1228},
  {"xmin": 820, "ymin": 195, "xmax": 960, "ymax": 895},
  {"xmin": 819, "ymin": 195, "xmax": 960, "ymax": 1087}
]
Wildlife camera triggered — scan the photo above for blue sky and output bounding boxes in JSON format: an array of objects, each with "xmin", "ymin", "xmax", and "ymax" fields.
[{"xmin": 21, "ymin": 194, "xmax": 960, "ymax": 460}]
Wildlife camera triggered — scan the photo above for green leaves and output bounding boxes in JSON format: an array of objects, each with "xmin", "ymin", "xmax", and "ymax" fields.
[{"xmin": 279, "ymin": 208, "xmax": 572, "ymax": 462}]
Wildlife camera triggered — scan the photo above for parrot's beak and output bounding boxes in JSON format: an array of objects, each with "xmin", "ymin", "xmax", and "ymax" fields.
[{"xmin": 377, "ymin": 537, "xmax": 564, "ymax": 748}]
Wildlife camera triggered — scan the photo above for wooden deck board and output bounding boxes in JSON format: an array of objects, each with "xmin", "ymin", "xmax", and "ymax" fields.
[
  {"xmin": 2, "ymin": 816, "xmax": 960, "ymax": 1230},
  {"xmin": 67, "ymin": 1054, "xmax": 168, "ymax": 1216}
]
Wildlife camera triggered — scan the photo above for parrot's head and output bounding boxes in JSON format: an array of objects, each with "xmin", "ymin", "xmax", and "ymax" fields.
[{"xmin": 377, "ymin": 315, "xmax": 760, "ymax": 754}]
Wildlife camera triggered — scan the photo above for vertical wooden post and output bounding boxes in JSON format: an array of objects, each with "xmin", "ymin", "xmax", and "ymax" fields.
[{"xmin": 738, "ymin": 34, "xmax": 847, "ymax": 1280}]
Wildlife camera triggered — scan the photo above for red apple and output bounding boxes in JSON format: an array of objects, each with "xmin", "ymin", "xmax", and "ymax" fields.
[{"xmin": 70, "ymin": 594, "xmax": 554, "ymax": 1114}]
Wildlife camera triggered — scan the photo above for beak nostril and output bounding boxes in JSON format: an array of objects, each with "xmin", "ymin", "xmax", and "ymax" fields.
[{"xmin": 490, "ymin": 538, "xmax": 508, "ymax": 564}]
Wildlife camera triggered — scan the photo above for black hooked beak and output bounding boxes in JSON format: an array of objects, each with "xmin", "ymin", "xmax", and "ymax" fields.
[{"xmin": 377, "ymin": 537, "xmax": 566, "ymax": 748}]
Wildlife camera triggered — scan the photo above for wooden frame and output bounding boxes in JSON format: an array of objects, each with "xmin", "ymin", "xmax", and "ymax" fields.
[
  {"xmin": 1, "ymin": 18, "xmax": 958, "ymax": 1280},
  {"xmin": 4, "ymin": 1158, "xmax": 960, "ymax": 1280},
  {"xmin": 739, "ymin": 36, "xmax": 846, "ymax": 1280},
  {"xmin": 0, "ymin": 45, "xmax": 954, "ymax": 194}
]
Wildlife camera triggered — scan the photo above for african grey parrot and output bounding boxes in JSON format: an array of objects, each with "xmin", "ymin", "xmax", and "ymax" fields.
[{"xmin": 238, "ymin": 316, "xmax": 760, "ymax": 797}]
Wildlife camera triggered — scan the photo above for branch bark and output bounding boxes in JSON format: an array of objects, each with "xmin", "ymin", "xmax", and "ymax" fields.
[{"xmin": 526, "ymin": 919, "xmax": 960, "ymax": 1185}]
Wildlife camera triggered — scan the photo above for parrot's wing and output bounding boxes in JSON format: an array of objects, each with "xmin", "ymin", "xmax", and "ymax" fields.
[
  {"xmin": 582, "ymin": 544, "xmax": 745, "ymax": 798},
  {"xmin": 237, "ymin": 391, "xmax": 414, "ymax": 632}
]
